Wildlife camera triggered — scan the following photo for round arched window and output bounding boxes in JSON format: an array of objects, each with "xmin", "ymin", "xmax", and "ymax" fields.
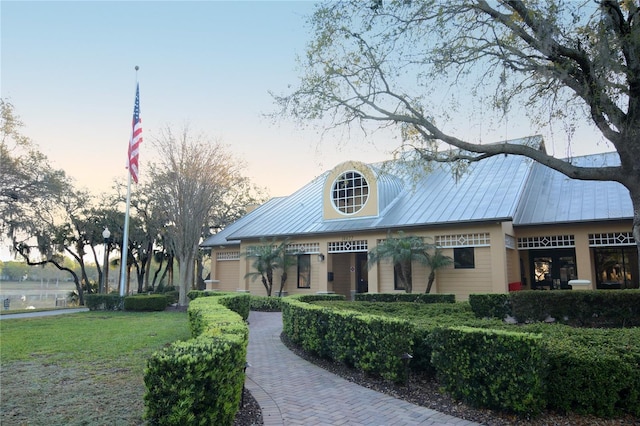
[{"xmin": 331, "ymin": 170, "xmax": 369, "ymax": 214}]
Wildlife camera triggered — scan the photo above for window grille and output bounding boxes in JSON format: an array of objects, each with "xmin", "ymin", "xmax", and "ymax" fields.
[
  {"xmin": 517, "ymin": 235, "xmax": 575, "ymax": 249},
  {"xmin": 435, "ymin": 233, "xmax": 490, "ymax": 247},
  {"xmin": 331, "ymin": 170, "xmax": 369, "ymax": 215},
  {"xmin": 328, "ymin": 240, "xmax": 368, "ymax": 252},
  {"xmin": 589, "ymin": 232, "xmax": 634, "ymax": 247},
  {"xmin": 217, "ymin": 251, "xmax": 240, "ymax": 261}
]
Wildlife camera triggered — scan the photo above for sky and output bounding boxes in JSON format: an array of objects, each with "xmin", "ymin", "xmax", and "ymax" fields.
[
  {"xmin": 2, "ymin": 0, "xmax": 403, "ymax": 198},
  {"xmin": 1, "ymin": 1, "xmax": 614, "ymax": 261}
]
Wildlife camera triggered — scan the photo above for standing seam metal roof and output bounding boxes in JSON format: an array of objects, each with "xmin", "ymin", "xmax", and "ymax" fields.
[{"xmin": 202, "ymin": 144, "xmax": 632, "ymax": 247}]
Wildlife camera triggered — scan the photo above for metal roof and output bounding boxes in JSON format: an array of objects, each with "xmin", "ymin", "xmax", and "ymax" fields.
[
  {"xmin": 513, "ymin": 152, "xmax": 632, "ymax": 225},
  {"xmin": 202, "ymin": 141, "xmax": 632, "ymax": 246}
]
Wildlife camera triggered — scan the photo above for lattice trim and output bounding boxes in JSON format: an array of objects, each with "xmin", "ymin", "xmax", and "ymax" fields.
[
  {"xmin": 435, "ymin": 233, "xmax": 491, "ymax": 247},
  {"xmin": 287, "ymin": 242, "xmax": 320, "ymax": 254},
  {"xmin": 589, "ymin": 232, "xmax": 634, "ymax": 247},
  {"xmin": 517, "ymin": 235, "xmax": 575, "ymax": 249},
  {"xmin": 217, "ymin": 251, "xmax": 240, "ymax": 261},
  {"xmin": 328, "ymin": 240, "xmax": 368, "ymax": 252}
]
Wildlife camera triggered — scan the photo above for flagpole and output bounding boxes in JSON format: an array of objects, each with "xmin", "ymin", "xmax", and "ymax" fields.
[
  {"xmin": 119, "ymin": 168, "xmax": 132, "ymax": 296},
  {"xmin": 119, "ymin": 65, "xmax": 140, "ymax": 297}
]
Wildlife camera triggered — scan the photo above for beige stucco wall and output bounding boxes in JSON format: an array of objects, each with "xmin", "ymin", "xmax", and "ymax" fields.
[{"xmin": 207, "ymin": 220, "xmax": 632, "ymax": 300}]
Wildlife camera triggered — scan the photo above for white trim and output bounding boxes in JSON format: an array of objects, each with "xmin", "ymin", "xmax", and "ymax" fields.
[
  {"xmin": 435, "ymin": 233, "xmax": 491, "ymax": 247},
  {"xmin": 217, "ymin": 251, "xmax": 240, "ymax": 261},
  {"xmin": 287, "ymin": 242, "xmax": 321, "ymax": 254},
  {"xmin": 589, "ymin": 232, "xmax": 634, "ymax": 247},
  {"xmin": 328, "ymin": 240, "xmax": 368, "ymax": 252},
  {"xmin": 517, "ymin": 235, "xmax": 575, "ymax": 249},
  {"xmin": 331, "ymin": 170, "xmax": 370, "ymax": 216}
]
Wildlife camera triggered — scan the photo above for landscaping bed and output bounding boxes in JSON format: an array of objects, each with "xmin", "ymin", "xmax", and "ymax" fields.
[{"xmin": 281, "ymin": 332, "xmax": 639, "ymax": 426}]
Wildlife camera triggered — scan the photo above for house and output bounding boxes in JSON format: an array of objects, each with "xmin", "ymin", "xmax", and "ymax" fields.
[{"xmin": 201, "ymin": 136, "xmax": 637, "ymax": 300}]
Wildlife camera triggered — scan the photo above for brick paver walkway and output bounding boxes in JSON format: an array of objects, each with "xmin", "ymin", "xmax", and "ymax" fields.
[{"xmin": 244, "ymin": 311, "xmax": 483, "ymax": 426}]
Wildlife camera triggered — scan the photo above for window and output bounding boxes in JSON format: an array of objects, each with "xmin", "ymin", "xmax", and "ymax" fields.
[
  {"xmin": 454, "ymin": 247, "xmax": 475, "ymax": 269},
  {"xmin": 297, "ymin": 255, "xmax": 311, "ymax": 288},
  {"xmin": 394, "ymin": 262, "xmax": 412, "ymax": 290},
  {"xmin": 593, "ymin": 247, "xmax": 638, "ymax": 289},
  {"xmin": 331, "ymin": 171, "xmax": 369, "ymax": 215}
]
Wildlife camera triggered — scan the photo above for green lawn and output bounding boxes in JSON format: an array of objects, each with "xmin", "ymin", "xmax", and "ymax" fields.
[{"xmin": 0, "ymin": 311, "xmax": 190, "ymax": 425}]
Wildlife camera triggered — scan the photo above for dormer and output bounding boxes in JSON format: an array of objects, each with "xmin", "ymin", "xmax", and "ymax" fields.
[{"xmin": 322, "ymin": 161, "xmax": 403, "ymax": 220}]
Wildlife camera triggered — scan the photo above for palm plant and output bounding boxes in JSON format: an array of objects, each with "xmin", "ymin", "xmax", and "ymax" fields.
[
  {"xmin": 368, "ymin": 231, "xmax": 428, "ymax": 293},
  {"xmin": 423, "ymin": 246, "xmax": 454, "ymax": 294},
  {"xmin": 245, "ymin": 238, "xmax": 294, "ymax": 297}
]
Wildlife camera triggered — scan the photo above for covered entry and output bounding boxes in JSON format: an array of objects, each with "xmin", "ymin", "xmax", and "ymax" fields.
[{"xmin": 327, "ymin": 239, "xmax": 369, "ymax": 299}]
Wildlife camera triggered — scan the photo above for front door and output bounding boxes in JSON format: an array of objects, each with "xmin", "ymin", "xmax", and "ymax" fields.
[
  {"xmin": 355, "ymin": 252, "xmax": 368, "ymax": 293},
  {"xmin": 530, "ymin": 249, "xmax": 577, "ymax": 289}
]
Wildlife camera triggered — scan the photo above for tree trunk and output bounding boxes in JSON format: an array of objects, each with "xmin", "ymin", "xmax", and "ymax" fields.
[
  {"xmin": 278, "ymin": 272, "xmax": 288, "ymax": 297},
  {"xmin": 426, "ymin": 271, "xmax": 435, "ymax": 294},
  {"xmin": 177, "ymin": 250, "xmax": 195, "ymax": 306},
  {"xmin": 262, "ymin": 275, "xmax": 271, "ymax": 296},
  {"xmin": 401, "ymin": 261, "xmax": 412, "ymax": 293}
]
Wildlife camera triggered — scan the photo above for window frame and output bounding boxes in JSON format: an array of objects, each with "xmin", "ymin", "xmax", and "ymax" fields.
[
  {"xmin": 297, "ymin": 254, "xmax": 311, "ymax": 288},
  {"xmin": 331, "ymin": 170, "xmax": 370, "ymax": 215},
  {"xmin": 454, "ymin": 247, "xmax": 475, "ymax": 269}
]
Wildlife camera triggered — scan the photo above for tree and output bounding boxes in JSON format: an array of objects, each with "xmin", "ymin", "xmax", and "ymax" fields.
[
  {"xmin": 0, "ymin": 261, "xmax": 28, "ymax": 281},
  {"xmin": 148, "ymin": 126, "xmax": 258, "ymax": 305},
  {"xmin": 1, "ymin": 99, "xmax": 66, "ymax": 243},
  {"xmin": 276, "ymin": 0, "xmax": 640, "ymax": 277},
  {"xmin": 245, "ymin": 238, "xmax": 292, "ymax": 297},
  {"xmin": 368, "ymin": 231, "xmax": 428, "ymax": 293},
  {"xmin": 424, "ymin": 246, "xmax": 454, "ymax": 294}
]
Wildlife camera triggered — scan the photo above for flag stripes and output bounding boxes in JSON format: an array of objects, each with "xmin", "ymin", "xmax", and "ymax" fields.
[{"xmin": 128, "ymin": 83, "xmax": 142, "ymax": 183}]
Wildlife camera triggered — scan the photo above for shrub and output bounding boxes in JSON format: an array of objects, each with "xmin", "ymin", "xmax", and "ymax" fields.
[
  {"xmin": 468, "ymin": 293, "xmax": 511, "ymax": 319},
  {"xmin": 429, "ymin": 326, "xmax": 547, "ymax": 416},
  {"xmin": 84, "ymin": 294, "xmax": 124, "ymax": 311},
  {"xmin": 163, "ymin": 290, "xmax": 179, "ymax": 305},
  {"xmin": 355, "ymin": 293, "xmax": 455, "ymax": 303},
  {"xmin": 144, "ymin": 334, "xmax": 246, "ymax": 426},
  {"xmin": 124, "ymin": 295, "xmax": 167, "ymax": 311},
  {"xmin": 144, "ymin": 295, "xmax": 249, "ymax": 425},
  {"xmin": 540, "ymin": 326, "xmax": 640, "ymax": 417},
  {"xmin": 250, "ymin": 295, "xmax": 282, "ymax": 311},
  {"xmin": 282, "ymin": 297, "xmax": 413, "ymax": 382},
  {"xmin": 510, "ymin": 290, "xmax": 640, "ymax": 327}
]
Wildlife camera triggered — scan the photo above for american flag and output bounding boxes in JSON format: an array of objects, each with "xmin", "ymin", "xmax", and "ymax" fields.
[{"xmin": 128, "ymin": 83, "xmax": 142, "ymax": 183}]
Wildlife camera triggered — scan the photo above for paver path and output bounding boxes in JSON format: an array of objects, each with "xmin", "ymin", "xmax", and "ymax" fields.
[{"xmin": 244, "ymin": 311, "xmax": 483, "ymax": 426}]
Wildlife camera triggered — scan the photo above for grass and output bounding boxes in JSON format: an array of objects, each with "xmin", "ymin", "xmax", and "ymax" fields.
[{"xmin": 0, "ymin": 310, "xmax": 190, "ymax": 425}]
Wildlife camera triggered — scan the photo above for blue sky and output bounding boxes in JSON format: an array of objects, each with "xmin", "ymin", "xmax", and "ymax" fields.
[
  {"xmin": 2, "ymin": 0, "xmax": 400, "ymax": 198},
  {"xmin": 2, "ymin": 0, "xmax": 611, "ymax": 202}
]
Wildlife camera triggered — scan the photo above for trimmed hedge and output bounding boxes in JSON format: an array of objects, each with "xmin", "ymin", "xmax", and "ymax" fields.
[
  {"xmin": 534, "ymin": 325, "xmax": 640, "ymax": 417},
  {"xmin": 250, "ymin": 295, "xmax": 283, "ymax": 311},
  {"xmin": 429, "ymin": 326, "xmax": 547, "ymax": 416},
  {"xmin": 124, "ymin": 295, "xmax": 168, "ymax": 311},
  {"xmin": 510, "ymin": 290, "xmax": 640, "ymax": 327},
  {"xmin": 144, "ymin": 334, "xmax": 246, "ymax": 425},
  {"xmin": 84, "ymin": 294, "xmax": 124, "ymax": 311},
  {"xmin": 282, "ymin": 297, "xmax": 412, "ymax": 382},
  {"xmin": 469, "ymin": 290, "xmax": 640, "ymax": 327},
  {"xmin": 468, "ymin": 293, "xmax": 511, "ymax": 319},
  {"xmin": 144, "ymin": 295, "xmax": 249, "ymax": 425},
  {"xmin": 355, "ymin": 293, "xmax": 455, "ymax": 303},
  {"xmin": 300, "ymin": 297, "xmax": 640, "ymax": 418},
  {"xmin": 289, "ymin": 293, "xmax": 346, "ymax": 302}
]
